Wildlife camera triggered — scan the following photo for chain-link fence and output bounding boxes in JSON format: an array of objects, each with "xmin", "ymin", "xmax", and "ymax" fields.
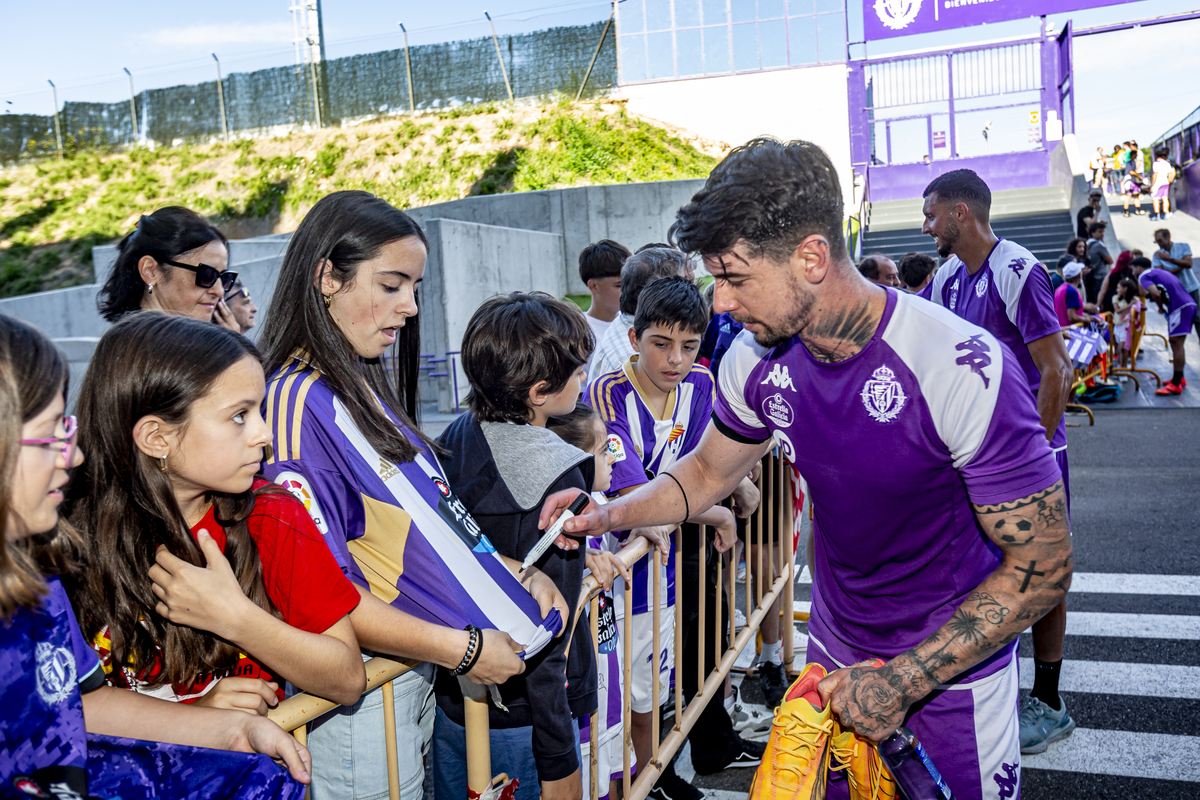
[{"xmin": 0, "ymin": 21, "xmax": 616, "ymax": 164}]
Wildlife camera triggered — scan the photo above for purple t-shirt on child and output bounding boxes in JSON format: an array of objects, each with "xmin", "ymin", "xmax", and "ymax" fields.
[
  {"xmin": 713, "ymin": 290, "xmax": 1059, "ymax": 677},
  {"xmin": 924, "ymin": 238, "xmax": 1066, "ymax": 449}
]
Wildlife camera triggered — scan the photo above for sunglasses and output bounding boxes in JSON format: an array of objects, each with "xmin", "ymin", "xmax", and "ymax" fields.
[
  {"xmin": 21, "ymin": 415, "xmax": 78, "ymax": 465},
  {"xmin": 161, "ymin": 259, "xmax": 239, "ymax": 292}
]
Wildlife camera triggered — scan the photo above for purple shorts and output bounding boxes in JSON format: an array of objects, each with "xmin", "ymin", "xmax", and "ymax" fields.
[
  {"xmin": 807, "ymin": 637, "xmax": 1022, "ymax": 800},
  {"xmin": 1169, "ymin": 303, "xmax": 1197, "ymax": 338},
  {"xmin": 1153, "ymin": 184, "xmax": 1169, "ymax": 200}
]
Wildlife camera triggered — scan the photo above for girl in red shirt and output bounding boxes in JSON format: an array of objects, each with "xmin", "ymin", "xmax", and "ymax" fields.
[{"xmin": 67, "ymin": 312, "xmax": 366, "ymax": 714}]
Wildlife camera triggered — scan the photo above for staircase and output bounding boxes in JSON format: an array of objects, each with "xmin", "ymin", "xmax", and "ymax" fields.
[{"xmin": 860, "ymin": 186, "xmax": 1077, "ymax": 265}]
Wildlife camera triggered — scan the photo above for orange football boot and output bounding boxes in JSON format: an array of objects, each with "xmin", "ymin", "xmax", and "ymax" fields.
[{"xmin": 749, "ymin": 663, "xmax": 835, "ymax": 800}]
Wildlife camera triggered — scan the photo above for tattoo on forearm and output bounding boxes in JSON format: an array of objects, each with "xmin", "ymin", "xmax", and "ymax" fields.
[
  {"xmin": 967, "ymin": 592, "xmax": 1011, "ymax": 625},
  {"xmin": 1036, "ymin": 497, "xmax": 1067, "ymax": 527},
  {"xmin": 993, "ymin": 517, "xmax": 1034, "ymax": 545},
  {"xmin": 1014, "ymin": 561, "xmax": 1046, "ymax": 593}
]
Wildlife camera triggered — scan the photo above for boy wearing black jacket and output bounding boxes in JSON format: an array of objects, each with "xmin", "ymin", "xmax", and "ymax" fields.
[{"xmin": 434, "ymin": 292, "xmax": 597, "ymax": 800}]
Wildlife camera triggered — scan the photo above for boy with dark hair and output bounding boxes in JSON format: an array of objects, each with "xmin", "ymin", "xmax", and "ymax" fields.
[
  {"xmin": 590, "ymin": 248, "xmax": 694, "ymax": 379},
  {"xmin": 588, "ymin": 276, "xmax": 762, "ymax": 800},
  {"xmin": 434, "ymin": 292, "xmax": 597, "ymax": 800},
  {"xmin": 579, "ymin": 240, "xmax": 632, "ymax": 375},
  {"xmin": 898, "ymin": 252, "xmax": 937, "ymax": 293}
]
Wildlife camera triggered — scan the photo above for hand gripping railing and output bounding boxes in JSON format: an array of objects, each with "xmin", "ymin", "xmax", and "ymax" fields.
[{"xmin": 268, "ymin": 451, "xmax": 798, "ymax": 800}]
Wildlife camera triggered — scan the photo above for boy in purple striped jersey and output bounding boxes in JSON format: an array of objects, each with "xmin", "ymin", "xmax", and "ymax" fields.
[{"xmin": 586, "ymin": 276, "xmax": 757, "ymax": 800}]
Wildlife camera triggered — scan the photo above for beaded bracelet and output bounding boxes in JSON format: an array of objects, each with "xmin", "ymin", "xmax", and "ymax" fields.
[{"xmin": 453, "ymin": 625, "xmax": 483, "ymax": 676}]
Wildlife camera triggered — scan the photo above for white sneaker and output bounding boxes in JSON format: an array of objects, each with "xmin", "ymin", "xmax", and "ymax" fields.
[
  {"xmin": 728, "ymin": 686, "xmax": 773, "ymax": 739},
  {"xmin": 734, "ymin": 608, "xmax": 748, "ymax": 630}
]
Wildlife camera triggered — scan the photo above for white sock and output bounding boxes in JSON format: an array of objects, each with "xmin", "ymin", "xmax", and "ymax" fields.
[
  {"xmin": 759, "ymin": 640, "xmax": 782, "ymax": 665},
  {"xmin": 724, "ymin": 692, "xmax": 735, "ymax": 711}
]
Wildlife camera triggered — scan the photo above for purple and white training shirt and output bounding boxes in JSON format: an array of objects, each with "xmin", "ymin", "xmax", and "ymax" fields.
[
  {"xmin": 925, "ymin": 238, "xmax": 1066, "ymax": 450},
  {"xmin": 713, "ymin": 289, "xmax": 1060, "ymax": 676}
]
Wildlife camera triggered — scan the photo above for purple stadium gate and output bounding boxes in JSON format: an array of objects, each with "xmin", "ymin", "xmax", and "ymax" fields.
[{"xmin": 848, "ymin": 23, "xmax": 1075, "ymax": 203}]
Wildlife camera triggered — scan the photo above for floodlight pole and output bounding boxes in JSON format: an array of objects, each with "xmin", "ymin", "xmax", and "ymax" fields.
[
  {"xmin": 47, "ymin": 80, "xmax": 63, "ymax": 160},
  {"xmin": 484, "ymin": 12, "xmax": 514, "ymax": 102},
  {"xmin": 123, "ymin": 68, "xmax": 138, "ymax": 142},
  {"xmin": 399, "ymin": 22, "xmax": 415, "ymax": 112},
  {"xmin": 212, "ymin": 53, "xmax": 229, "ymax": 142}
]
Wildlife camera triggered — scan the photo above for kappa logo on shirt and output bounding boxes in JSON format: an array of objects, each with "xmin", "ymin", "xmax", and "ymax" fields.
[
  {"xmin": 860, "ymin": 366, "xmax": 907, "ymax": 423},
  {"xmin": 993, "ymin": 762, "xmax": 1019, "ymax": 799},
  {"xmin": 605, "ymin": 434, "xmax": 627, "ymax": 463},
  {"xmin": 762, "ymin": 392, "xmax": 794, "ymax": 427},
  {"xmin": 949, "ymin": 278, "xmax": 960, "ymax": 310},
  {"xmin": 760, "ymin": 363, "xmax": 795, "ymax": 391},
  {"xmin": 975, "ymin": 273, "xmax": 989, "ymax": 297},
  {"xmin": 1008, "ymin": 257, "xmax": 1030, "ymax": 278},
  {"xmin": 954, "ymin": 334, "xmax": 993, "ymax": 388}
]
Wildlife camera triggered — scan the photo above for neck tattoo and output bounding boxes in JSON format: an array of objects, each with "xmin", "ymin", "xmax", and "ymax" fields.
[{"xmin": 799, "ymin": 301, "xmax": 877, "ymax": 363}]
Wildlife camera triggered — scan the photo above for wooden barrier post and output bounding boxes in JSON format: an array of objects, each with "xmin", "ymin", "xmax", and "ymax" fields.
[
  {"xmin": 651, "ymin": 549, "xmax": 662, "ymax": 769},
  {"xmin": 674, "ymin": 526, "xmax": 683, "ymax": 730},
  {"xmin": 462, "ymin": 681, "xmax": 492, "ymax": 798},
  {"xmin": 698, "ymin": 525, "xmax": 706, "ymax": 680},
  {"xmin": 382, "ymin": 680, "xmax": 401, "ymax": 800},
  {"xmin": 590, "ymin": 594, "xmax": 601, "ymax": 800},
  {"xmin": 623, "ymin": 578, "xmax": 633, "ymax": 800}
]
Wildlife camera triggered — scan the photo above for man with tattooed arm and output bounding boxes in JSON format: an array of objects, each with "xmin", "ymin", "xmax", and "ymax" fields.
[{"xmin": 541, "ymin": 139, "xmax": 1072, "ymax": 800}]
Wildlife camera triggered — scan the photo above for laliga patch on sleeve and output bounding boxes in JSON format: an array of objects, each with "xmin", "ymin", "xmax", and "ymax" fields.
[
  {"xmin": 275, "ymin": 471, "xmax": 330, "ymax": 534},
  {"xmin": 605, "ymin": 433, "xmax": 627, "ymax": 463}
]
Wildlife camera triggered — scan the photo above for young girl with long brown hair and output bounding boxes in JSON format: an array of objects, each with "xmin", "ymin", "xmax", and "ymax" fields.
[
  {"xmin": 0, "ymin": 313, "xmax": 311, "ymax": 798},
  {"xmin": 67, "ymin": 312, "xmax": 366, "ymax": 714}
]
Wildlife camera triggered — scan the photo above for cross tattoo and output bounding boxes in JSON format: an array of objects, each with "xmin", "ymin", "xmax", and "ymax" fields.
[{"xmin": 1015, "ymin": 561, "xmax": 1045, "ymax": 593}]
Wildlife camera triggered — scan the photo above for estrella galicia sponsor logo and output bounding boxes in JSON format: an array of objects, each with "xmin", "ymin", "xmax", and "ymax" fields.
[
  {"xmin": 34, "ymin": 642, "xmax": 75, "ymax": 706},
  {"xmin": 759, "ymin": 363, "xmax": 795, "ymax": 391},
  {"xmin": 275, "ymin": 471, "xmax": 329, "ymax": 534},
  {"xmin": 762, "ymin": 392, "xmax": 794, "ymax": 427},
  {"xmin": 860, "ymin": 366, "xmax": 907, "ymax": 423},
  {"xmin": 873, "ymin": 0, "xmax": 921, "ymax": 30},
  {"xmin": 975, "ymin": 273, "xmax": 989, "ymax": 297},
  {"xmin": 954, "ymin": 334, "xmax": 993, "ymax": 388}
]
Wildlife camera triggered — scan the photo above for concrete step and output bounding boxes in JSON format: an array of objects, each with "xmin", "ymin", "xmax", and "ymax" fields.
[
  {"xmin": 862, "ymin": 209, "xmax": 1075, "ymax": 264},
  {"xmin": 866, "ymin": 186, "xmax": 1071, "ymax": 231}
]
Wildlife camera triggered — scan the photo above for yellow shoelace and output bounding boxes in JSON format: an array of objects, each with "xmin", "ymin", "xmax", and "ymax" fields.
[
  {"xmin": 769, "ymin": 708, "xmax": 835, "ymax": 784},
  {"xmin": 829, "ymin": 732, "xmax": 893, "ymax": 800}
]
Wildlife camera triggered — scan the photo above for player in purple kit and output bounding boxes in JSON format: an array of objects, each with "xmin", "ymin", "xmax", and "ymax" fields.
[
  {"xmin": 1134, "ymin": 259, "xmax": 1197, "ymax": 395},
  {"xmin": 920, "ymin": 169, "xmax": 1077, "ymax": 755},
  {"xmin": 544, "ymin": 139, "xmax": 1073, "ymax": 800}
]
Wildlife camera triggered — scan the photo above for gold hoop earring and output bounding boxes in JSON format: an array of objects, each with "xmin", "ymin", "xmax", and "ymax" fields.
[
  {"xmin": 322, "ymin": 293, "xmax": 332, "ymax": 309},
  {"xmin": 158, "ymin": 455, "xmax": 169, "ymax": 474}
]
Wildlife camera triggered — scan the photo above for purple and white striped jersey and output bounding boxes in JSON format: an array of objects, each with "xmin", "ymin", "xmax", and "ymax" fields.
[
  {"xmin": 263, "ymin": 356, "xmax": 562, "ymax": 659},
  {"xmin": 925, "ymin": 238, "xmax": 1066, "ymax": 448},
  {"xmin": 585, "ymin": 357, "xmax": 715, "ymax": 614},
  {"xmin": 713, "ymin": 290, "xmax": 1059, "ymax": 675}
]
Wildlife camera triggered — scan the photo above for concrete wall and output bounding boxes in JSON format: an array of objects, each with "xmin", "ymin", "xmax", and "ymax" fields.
[
  {"xmin": 421, "ymin": 218, "xmax": 566, "ymax": 410},
  {"xmin": 617, "ymin": 65, "xmax": 854, "ymax": 209},
  {"xmin": 1050, "ymin": 134, "xmax": 1120, "ymax": 255},
  {"xmin": 407, "ymin": 178, "xmax": 704, "ymax": 295}
]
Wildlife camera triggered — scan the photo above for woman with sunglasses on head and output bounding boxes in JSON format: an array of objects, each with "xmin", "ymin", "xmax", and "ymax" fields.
[{"xmin": 97, "ymin": 207, "xmax": 240, "ymax": 331}]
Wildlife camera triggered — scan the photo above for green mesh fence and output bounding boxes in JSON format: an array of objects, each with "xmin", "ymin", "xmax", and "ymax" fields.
[{"xmin": 0, "ymin": 21, "xmax": 616, "ymax": 164}]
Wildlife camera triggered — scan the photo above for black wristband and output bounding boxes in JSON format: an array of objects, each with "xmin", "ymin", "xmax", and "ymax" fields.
[
  {"xmin": 463, "ymin": 625, "xmax": 484, "ymax": 674},
  {"xmin": 453, "ymin": 625, "xmax": 481, "ymax": 676},
  {"xmin": 662, "ymin": 471, "xmax": 689, "ymax": 525}
]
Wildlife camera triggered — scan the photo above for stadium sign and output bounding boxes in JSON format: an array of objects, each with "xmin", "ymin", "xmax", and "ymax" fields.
[{"xmin": 865, "ymin": 0, "xmax": 1125, "ymax": 40}]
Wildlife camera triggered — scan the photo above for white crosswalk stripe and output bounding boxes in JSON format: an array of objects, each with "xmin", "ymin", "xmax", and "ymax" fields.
[{"xmin": 789, "ymin": 571, "xmax": 1200, "ymax": 787}]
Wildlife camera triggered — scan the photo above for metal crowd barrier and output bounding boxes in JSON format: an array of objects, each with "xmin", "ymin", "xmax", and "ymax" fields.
[{"xmin": 269, "ymin": 451, "xmax": 799, "ymax": 800}]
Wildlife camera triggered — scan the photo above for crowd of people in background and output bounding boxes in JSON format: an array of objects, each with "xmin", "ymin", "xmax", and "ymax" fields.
[{"xmin": 1091, "ymin": 142, "xmax": 1179, "ymax": 220}]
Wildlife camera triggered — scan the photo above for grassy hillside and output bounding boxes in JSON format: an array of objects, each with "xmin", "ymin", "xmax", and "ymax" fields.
[{"xmin": 0, "ymin": 100, "xmax": 724, "ymax": 297}]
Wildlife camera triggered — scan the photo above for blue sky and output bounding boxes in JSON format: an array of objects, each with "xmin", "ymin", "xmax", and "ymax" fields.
[{"xmin": 2, "ymin": 0, "xmax": 1197, "ymax": 161}]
